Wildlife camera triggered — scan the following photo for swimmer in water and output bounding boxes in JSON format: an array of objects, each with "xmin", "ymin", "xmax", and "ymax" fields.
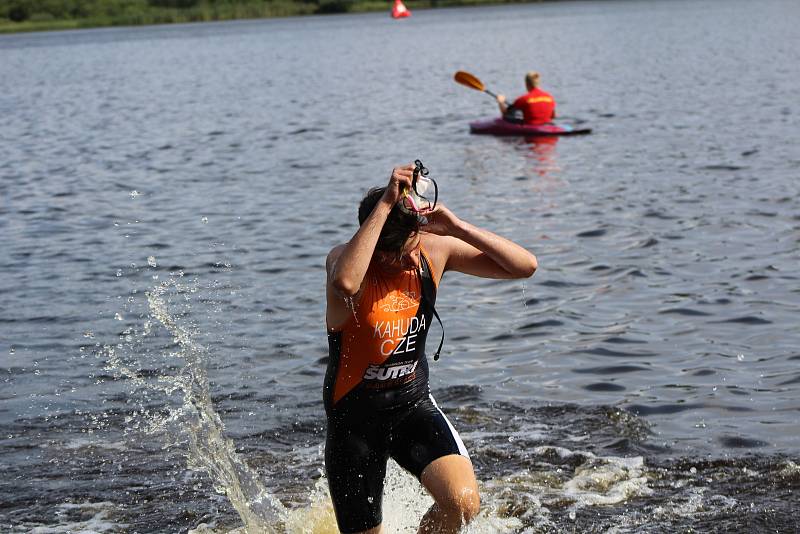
[{"xmin": 324, "ymin": 162, "xmax": 537, "ymax": 533}]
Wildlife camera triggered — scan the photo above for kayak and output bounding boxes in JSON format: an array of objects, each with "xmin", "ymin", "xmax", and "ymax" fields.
[{"xmin": 469, "ymin": 118, "xmax": 592, "ymax": 136}]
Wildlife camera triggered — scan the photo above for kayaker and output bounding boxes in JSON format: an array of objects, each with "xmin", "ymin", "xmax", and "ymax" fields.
[
  {"xmin": 324, "ymin": 162, "xmax": 537, "ymax": 534},
  {"xmin": 496, "ymin": 71, "xmax": 557, "ymax": 125}
]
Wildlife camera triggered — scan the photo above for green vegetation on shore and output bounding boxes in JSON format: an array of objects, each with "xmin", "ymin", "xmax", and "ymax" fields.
[{"xmin": 0, "ymin": 0, "xmax": 543, "ymax": 34}]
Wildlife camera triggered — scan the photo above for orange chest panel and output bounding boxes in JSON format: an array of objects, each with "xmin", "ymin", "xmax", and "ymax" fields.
[
  {"xmin": 333, "ymin": 268, "xmax": 427, "ymax": 402},
  {"xmin": 346, "ymin": 269, "xmax": 423, "ymax": 363}
]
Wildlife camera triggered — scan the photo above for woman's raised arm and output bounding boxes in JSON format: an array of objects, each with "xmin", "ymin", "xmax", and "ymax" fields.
[
  {"xmin": 327, "ymin": 164, "xmax": 415, "ymax": 297},
  {"xmin": 422, "ymin": 204, "xmax": 537, "ymax": 280}
]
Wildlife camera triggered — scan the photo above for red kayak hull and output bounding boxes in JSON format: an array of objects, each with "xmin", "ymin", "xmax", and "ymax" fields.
[{"xmin": 469, "ymin": 118, "xmax": 592, "ymax": 136}]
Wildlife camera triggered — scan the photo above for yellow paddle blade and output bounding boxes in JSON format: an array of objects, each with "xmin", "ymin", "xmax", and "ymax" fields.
[{"xmin": 454, "ymin": 71, "xmax": 485, "ymax": 92}]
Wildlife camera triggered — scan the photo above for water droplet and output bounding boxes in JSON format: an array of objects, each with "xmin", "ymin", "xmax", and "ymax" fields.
[
  {"xmin": 737, "ymin": 354, "xmax": 745, "ymax": 362},
  {"xmin": 130, "ymin": 190, "xmax": 140, "ymax": 198},
  {"xmin": 114, "ymin": 313, "xmax": 123, "ymax": 321},
  {"xmin": 83, "ymin": 331, "xmax": 94, "ymax": 338},
  {"xmin": 568, "ymin": 510, "xmax": 576, "ymax": 521},
  {"xmin": 367, "ymin": 496, "xmax": 374, "ymax": 503},
  {"xmin": 689, "ymin": 467, "xmax": 697, "ymax": 474},
  {"xmin": 8, "ymin": 346, "xmax": 15, "ymax": 355},
  {"xmin": 201, "ymin": 216, "xmax": 209, "ymax": 224},
  {"xmin": 116, "ymin": 269, "xmax": 123, "ymax": 277},
  {"xmin": 344, "ymin": 296, "xmax": 360, "ymax": 327},
  {"xmin": 147, "ymin": 256, "xmax": 157, "ymax": 268}
]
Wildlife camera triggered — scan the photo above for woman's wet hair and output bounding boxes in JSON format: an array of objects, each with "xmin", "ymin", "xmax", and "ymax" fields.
[{"xmin": 359, "ymin": 187, "xmax": 420, "ymax": 256}]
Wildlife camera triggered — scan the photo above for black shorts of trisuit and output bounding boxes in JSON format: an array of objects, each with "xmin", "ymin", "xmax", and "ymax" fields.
[{"xmin": 325, "ymin": 394, "xmax": 469, "ymax": 533}]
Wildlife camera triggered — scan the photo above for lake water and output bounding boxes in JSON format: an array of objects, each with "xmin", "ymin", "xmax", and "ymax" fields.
[{"xmin": 1, "ymin": 0, "xmax": 799, "ymax": 532}]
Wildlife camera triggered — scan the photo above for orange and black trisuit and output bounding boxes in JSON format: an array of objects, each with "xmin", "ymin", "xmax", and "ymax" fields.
[{"xmin": 324, "ymin": 247, "xmax": 468, "ymax": 533}]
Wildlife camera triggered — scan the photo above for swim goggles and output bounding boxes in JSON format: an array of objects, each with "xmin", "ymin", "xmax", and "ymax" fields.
[{"xmin": 399, "ymin": 159, "xmax": 438, "ymax": 214}]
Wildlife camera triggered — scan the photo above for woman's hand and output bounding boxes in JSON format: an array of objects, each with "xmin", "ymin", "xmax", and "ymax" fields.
[
  {"xmin": 421, "ymin": 204, "xmax": 464, "ymax": 237},
  {"xmin": 380, "ymin": 164, "xmax": 415, "ymax": 206}
]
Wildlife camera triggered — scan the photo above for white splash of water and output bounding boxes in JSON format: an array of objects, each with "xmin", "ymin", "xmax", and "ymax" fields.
[
  {"xmin": 25, "ymin": 501, "xmax": 126, "ymax": 534},
  {"xmin": 778, "ymin": 460, "xmax": 799, "ymax": 477},
  {"xmin": 480, "ymin": 445, "xmax": 654, "ymax": 528},
  {"xmin": 562, "ymin": 454, "xmax": 651, "ymax": 506},
  {"xmin": 191, "ymin": 459, "xmax": 523, "ymax": 534},
  {"xmin": 106, "ymin": 278, "xmax": 286, "ymax": 532}
]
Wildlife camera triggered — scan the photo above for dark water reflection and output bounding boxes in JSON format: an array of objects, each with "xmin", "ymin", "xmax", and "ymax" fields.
[{"xmin": 2, "ymin": 0, "xmax": 800, "ymax": 531}]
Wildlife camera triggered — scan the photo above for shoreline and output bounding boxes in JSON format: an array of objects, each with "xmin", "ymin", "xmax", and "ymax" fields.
[{"xmin": 0, "ymin": 0, "xmax": 546, "ymax": 35}]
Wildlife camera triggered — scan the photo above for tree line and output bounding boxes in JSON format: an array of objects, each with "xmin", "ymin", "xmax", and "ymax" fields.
[
  {"xmin": 1, "ymin": 0, "xmax": 356, "ymax": 26},
  {"xmin": 1, "ymin": 0, "xmax": 538, "ymax": 32}
]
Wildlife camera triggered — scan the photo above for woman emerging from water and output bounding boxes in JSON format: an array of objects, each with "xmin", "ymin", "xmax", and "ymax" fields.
[{"xmin": 324, "ymin": 163, "xmax": 537, "ymax": 533}]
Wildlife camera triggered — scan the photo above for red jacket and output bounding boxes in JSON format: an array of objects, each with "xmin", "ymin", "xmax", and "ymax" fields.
[{"xmin": 512, "ymin": 88, "xmax": 556, "ymax": 125}]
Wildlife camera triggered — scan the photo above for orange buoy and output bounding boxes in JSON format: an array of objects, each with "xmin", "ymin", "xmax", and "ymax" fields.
[{"xmin": 391, "ymin": 0, "xmax": 411, "ymax": 18}]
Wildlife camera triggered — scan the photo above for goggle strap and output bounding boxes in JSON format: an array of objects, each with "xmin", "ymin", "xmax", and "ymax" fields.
[
  {"xmin": 411, "ymin": 160, "xmax": 438, "ymax": 212},
  {"xmin": 430, "ymin": 302, "xmax": 445, "ymax": 361}
]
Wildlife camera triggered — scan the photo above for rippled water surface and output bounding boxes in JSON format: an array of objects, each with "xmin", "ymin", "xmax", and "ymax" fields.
[{"xmin": 2, "ymin": 0, "xmax": 800, "ymax": 532}]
